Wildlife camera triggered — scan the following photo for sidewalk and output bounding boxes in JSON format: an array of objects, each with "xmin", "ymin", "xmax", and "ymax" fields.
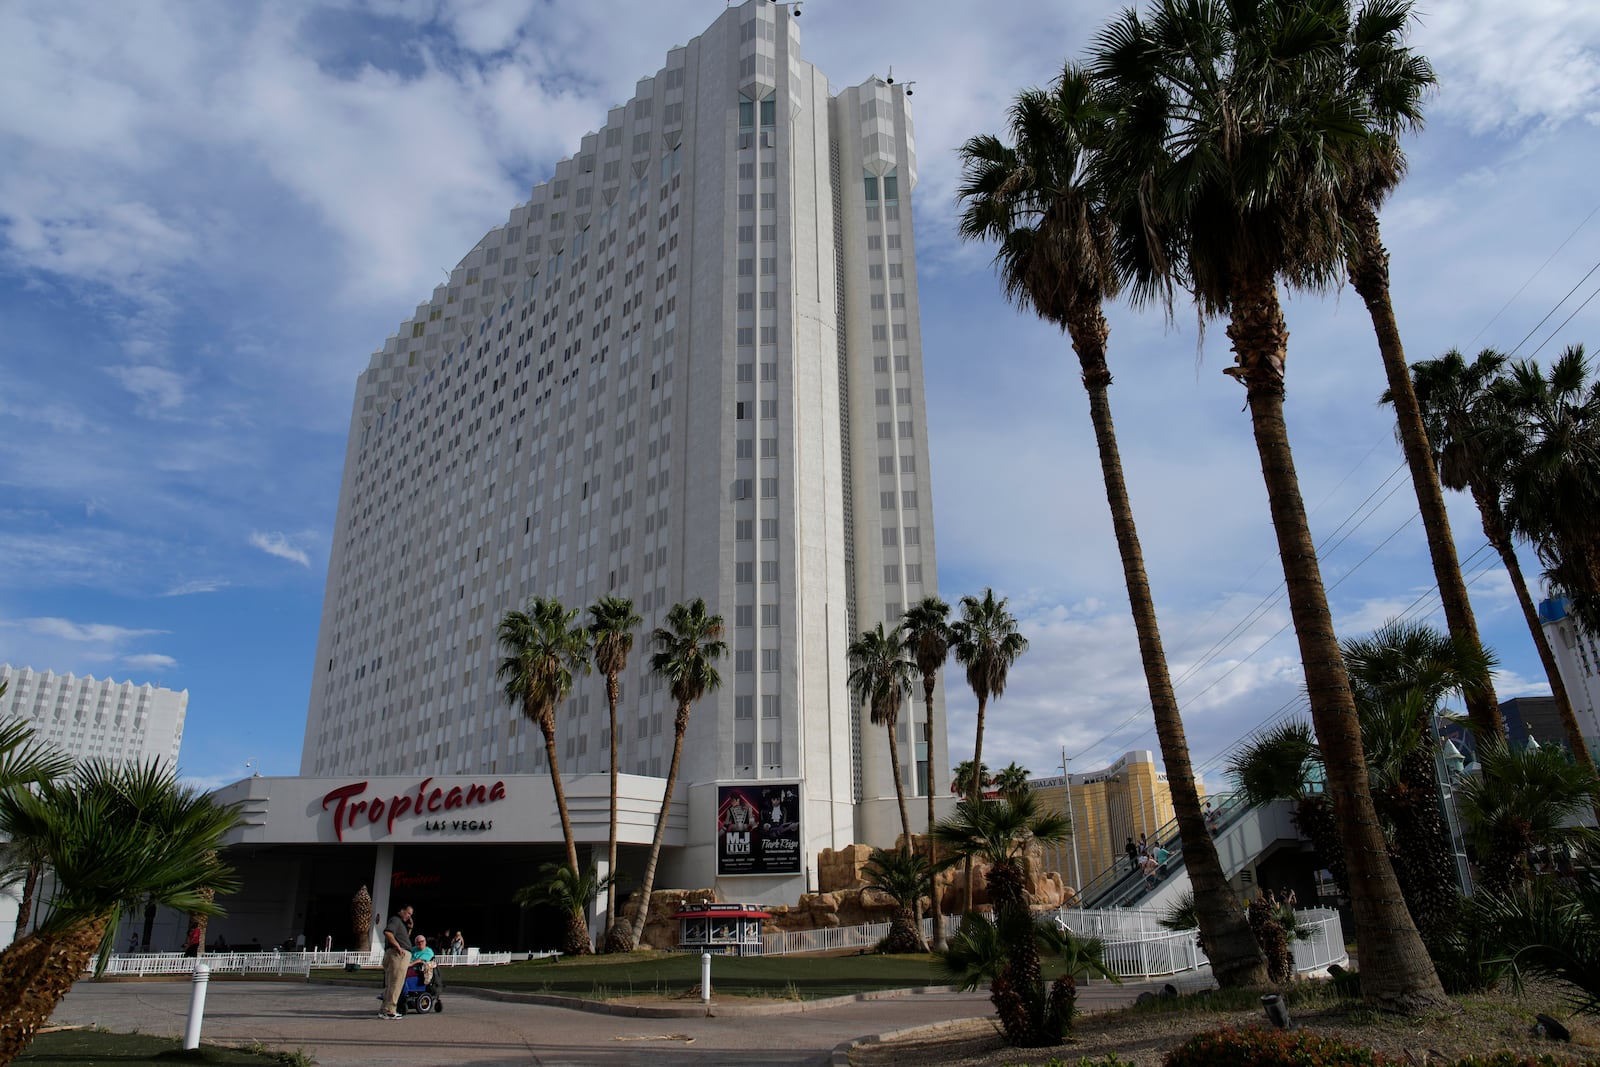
[{"xmin": 46, "ymin": 971, "xmax": 1215, "ymax": 1066}]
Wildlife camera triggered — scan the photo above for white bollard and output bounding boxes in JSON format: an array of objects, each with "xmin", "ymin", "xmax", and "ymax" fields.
[
  {"xmin": 701, "ymin": 952, "xmax": 711, "ymax": 1005},
  {"xmin": 183, "ymin": 964, "xmax": 210, "ymax": 1050}
]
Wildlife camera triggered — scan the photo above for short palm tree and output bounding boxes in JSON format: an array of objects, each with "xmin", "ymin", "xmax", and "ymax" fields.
[
  {"xmin": 901, "ymin": 595, "xmax": 953, "ymax": 948},
  {"xmin": 514, "ymin": 862, "xmax": 616, "ymax": 958},
  {"xmin": 0, "ymin": 716, "xmax": 74, "ymax": 937},
  {"xmin": 862, "ymin": 846, "xmax": 930, "ymax": 953},
  {"xmin": 934, "ymin": 792, "xmax": 1076, "ymax": 1047},
  {"xmin": 1090, "ymin": 0, "xmax": 1447, "ymax": 1012},
  {"xmin": 1343, "ymin": 620, "xmax": 1489, "ymax": 940},
  {"xmin": 627, "ymin": 598, "xmax": 726, "ymax": 949},
  {"xmin": 1337, "ymin": 0, "xmax": 1501, "ymax": 741},
  {"xmin": 1226, "ymin": 721, "xmax": 1348, "ymax": 897},
  {"xmin": 1465, "ymin": 868, "xmax": 1600, "ymax": 1016},
  {"xmin": 497, "ymin": 596, "xmax": 592, "ymax": 934},
  {"xmin": 847, "ymin": 623, "xmax": 918, "ymax": 847},
  {"xmin": 587, "ymin": 596, "xmax": 640, "ymax": 951},
  {"xmin": 1455, "ymin": 737, "xmax": 1600, "ymax": 896},
  {"xmin": 0, "ymin": 760, "xmax": 239, "ymax": 1063},
  {"xmin": 958, "ymin": 56, "xmax": 1266, "ymax": 990}
]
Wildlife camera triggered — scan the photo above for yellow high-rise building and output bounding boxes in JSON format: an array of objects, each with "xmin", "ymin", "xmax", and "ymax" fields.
[{"xmin": 1026, "ymin": 750, "xmax": 1206, "ymax": 896}]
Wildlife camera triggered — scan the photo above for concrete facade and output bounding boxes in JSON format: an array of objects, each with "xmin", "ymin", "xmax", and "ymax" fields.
[
  {"xmin": 1538, "ymin": 596, "xmax": 1600, "ymax": 754},
  {"xmin": 298, "ymin": 0, "xmax": 945, "ymax": 902}
]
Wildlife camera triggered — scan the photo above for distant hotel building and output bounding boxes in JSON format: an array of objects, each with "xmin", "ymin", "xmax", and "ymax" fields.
[
  {"xmin": 299, "ymin": 0, "xmax": 946, "ymax": 900},
  {"xmin": 1537, "ymin": 596, "xmax": 1600, "ymax": 754},
  {"xmin": 0, "ymin": 664, "xmax": 187, "ymax": 767}
]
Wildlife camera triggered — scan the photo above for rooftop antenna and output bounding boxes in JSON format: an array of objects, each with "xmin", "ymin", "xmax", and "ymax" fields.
[{"xmin": 245, "ymin": 757, "xmax": 260, "ymax": 778}]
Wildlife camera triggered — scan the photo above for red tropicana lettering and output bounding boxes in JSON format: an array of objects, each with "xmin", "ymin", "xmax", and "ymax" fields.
[
  {"xmin": 322, "ymin": 778, "xmax": 510, "ymax": 840},
  {"xmin": 321, "ymin": 782, "xmax": 369, "ymax": 844}
]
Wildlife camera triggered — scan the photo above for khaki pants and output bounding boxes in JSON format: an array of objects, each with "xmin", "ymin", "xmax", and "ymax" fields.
[{"xmin": 381, "ymin": 949, "xmax": 409, "ymax": 1014}]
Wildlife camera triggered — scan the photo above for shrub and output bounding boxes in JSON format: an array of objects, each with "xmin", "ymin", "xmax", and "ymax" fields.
[{"xmin": 1163, "ymin": 1026, "xmax": 1395, "ymax": 1066}]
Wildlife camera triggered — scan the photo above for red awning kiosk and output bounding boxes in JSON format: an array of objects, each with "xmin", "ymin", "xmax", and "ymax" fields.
[{"xmin": 675, "ymin": 902, "xmax": 770, "ymax": 956}]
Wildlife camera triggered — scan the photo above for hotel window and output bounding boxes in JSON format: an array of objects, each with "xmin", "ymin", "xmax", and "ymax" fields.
[
  {"xmin": 761, "ymin": 648, "xmax": 780, "ymax": 671},
  {"xmin": 884, "ymin": 565, "xmax": 900, "ymax": 583},
  {"xmin": 901, "ymin": 455, "xmax": 916, "ymax": 473},
  {"xmin": 760, "ymin": 437, "xmax": 777, "ymax": 457},
  {"xmin": 864, "ymin": 175, "xmax": 879, "ymax": 202},
  {"xmin": 739, "ymin": 100, "xmax": 755, "ymax": 128},
  {"xmin": 883, "ymin": 174, "xmax": 899, "ymax": 201},
  {"xmin": 736, "ymin": 519, "xmax": 754, "ymax": 540},
  {"xmin": 882, "ymin": 527, "xmax": 898, "ymax": 546},
  {"xmin": 736, "ymin": 561, "xmax": 754, "ymax": 583},
  {"xmin": 902, "ymin": 490, "xmax": 918, "ymax": 508},
  {"xmin": 875, "ymin": 388, "xmax": 891, "ymax": 406},
  {"xmin": 737, "ymin": 362, "xmax": 754, "ymax": 382},
  {"xmin": 761, "ymin": 518, "xmax": 778, "ymax": 539},
  {"xmin": 762, "ymin": 603, "xmax": 779, "ymax": 626},
  {"xmin": 896, "ymin": 387, "xmax": 912, "ymax": 405},
  {"xmin": 761, "ymin": 560, "xmax": 779, "ymax": 582},
  {"xmin": 736, "ymin": 696, "xmax": 754, "ymax": 719},
  {"xmin": 760, "ymin": 477, "xmax": 778, "ymax": 498},
  {"xmin": 880, "ymin": 491, "xmax": 896, "ymax": 510},
  {"xmin": 736, "ymin": 650, "xmax": 754, "ymax": 672},
  {"xmin": 736, "ymin": 605, "xmax": 755, "ymax": 626},
  {"xmin": 905, "ymin": 564, "xmax": 923, "ymax": 583},
  {"xmin": 760, "ymin": 399, "xmax": 777, "ymax": 418},
  {"xmin": 762, "ymin": 740, "xmax": 782, "ymax": 767},
  {"xmin": 899, "ymin": 420, "xmax": 913, "ymax": 438},
  {"xmin": 762, "ymin": 693, "xmax": 781, "ymax": 718},
  {"xmin": 761, "ymin": 362, "xmax": 777, "ymax": 381},
  {"xmin": 760, "ymin": 98, "xmax": 776, "ymax": 126},
  {"xmin": 873, "ymin": 356, "xmax": 888, "ymax": 372},
  {"xmin": 878, "ymin": 456, "xmax": 895, "ymax": 475}
]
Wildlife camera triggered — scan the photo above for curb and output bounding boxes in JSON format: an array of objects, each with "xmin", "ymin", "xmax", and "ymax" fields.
[{"xmin": 831, "ymin": 1017, "xmax": 993, "ymax": 1067}]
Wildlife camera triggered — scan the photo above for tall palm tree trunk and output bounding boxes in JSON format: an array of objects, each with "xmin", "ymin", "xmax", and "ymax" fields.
[
  {"xmin": 628, "ymin": 702, "xmax": 690, "ymax": 948},
  {"xmin": 1072, "ymin": 311, "xmax": 1267, "ymax": 988},
  {"xmin": 922, "ymin": 679, "xmax": 945, "ymax": 950},
  {"xmin": 1476, "ymin": 498, "xmax": 1596, "ymax": 773},
  {"xmin": 604, "ymin": 673, "xmax": 621, "ymax": 947},
  {"xmin": 1349, "ymin": 203, "xmax": 1503, "ymax": 740},
  {"xmin": 539, "ymin": 719, "xmax": 582, "ymax": 878},
  {"xmin": 887, "ymin": 726, "xmax": 914, "ymax": 847},
  {"xmin": 965, "ymin": 695, "xmax": 989, "ymax": 913},
  {"xmin": 1228, "ymin": 273, "xmax": 1448, "ymax": 1013},
  {"xmin": 0, "ymin": 914, "xmax": 111, "ymax": 1066}
]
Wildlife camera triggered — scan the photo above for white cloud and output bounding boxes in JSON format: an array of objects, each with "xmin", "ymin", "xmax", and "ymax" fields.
[
  {"xmin": 123, "ymin": 652, "xmax": 178, "ymax": 671},
  {"xmin": 163, "ymin": 578, "xmax": 230, "ymax": 597},
  {"xmin": 21, "ymin": 617, "xmax": 165, "ymax": 643},
  {"xmin": 249, "ymin": 531, "xmax": 311, "ymax": 568},
  {"xmin": 107, "ymin": 364, "xmax": 186, "ymax": 410}
]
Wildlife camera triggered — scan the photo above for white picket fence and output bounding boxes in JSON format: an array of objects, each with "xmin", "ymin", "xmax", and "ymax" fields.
[
  {"xmin": 759, "ymin": 905, "xmax": 1345, "ymax": 982},
  {"xmin": 93, "ymin": 949, "xmax": 515, "ymax": 977}
]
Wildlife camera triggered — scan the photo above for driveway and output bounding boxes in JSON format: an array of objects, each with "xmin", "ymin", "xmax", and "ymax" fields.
[{"xmin": 47, "ymin": 973, "xmax": 1209, "ymax": 1066}]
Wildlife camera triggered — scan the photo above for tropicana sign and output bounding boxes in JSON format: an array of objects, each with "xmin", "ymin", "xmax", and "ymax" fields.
[{"xmin": 321, "ymin": 777, "xmax": 508, "ymax": 842}]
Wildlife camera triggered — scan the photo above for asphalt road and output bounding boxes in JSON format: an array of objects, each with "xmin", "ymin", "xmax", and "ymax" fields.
[{"xmin": 47, "ymin": 973, "xmax": 1211, "ymax": 1066}]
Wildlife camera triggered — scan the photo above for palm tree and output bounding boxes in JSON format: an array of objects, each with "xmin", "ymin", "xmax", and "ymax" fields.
[
  {"xmin": 902, "ymin": 595, "xmax": 953, "ymax": 948},
  {"xmin": 497, "ymin": 597, "xmax": 591, "ymax": 885},
  {"xmin": 847, "ymin": 623, "xmax": 918, "ymax": 847},
  {"xmin": 992, "ymin": 763, "xmax": 1031, "ymax": 804},
  {"xmin": 1343, "ymin": 620, "xmax": 1490, "ymax": 942},
  {"xmin": 1090, "ymin": 0, "xmax": 1448, "ymax": 1012},
  {"xmin": 862, "ymin": 846, "xmax": 930, "ymax": 953},
  {"xmin": 1227, "ymin": 721, "xmax": 1349, "ymax": 898},
  {"xmin": 627, "ymin": 598, "xmax": 726, "ymax": 949},
  {"xmin": 951, "ymin": 589, "xmax": 1028, "ymax": 810},
  {"xmin": 0, "ymin": 717, "xmax": 74, "ymax": 939},
  {"xmin": 514, "ymin": 862, "xmax": 615, "ymax": 958},
  {"xmin": 1336, "ymin": 0, "xmax": 1502, "ymax": 741},
  {"xmin": 1456, "ymin": 737, "xmax": 1600, "ymax": 896},
  {"xmin": 1408, "ymin": 349, "xmax": 1598, "ymax": 799},
  {"xmin": 0, "ymin": 760, "xmax": 239, "ymax": 1063},
  {"xmin": 1498, "ymin": 348, "xmax": 1600, "ymax": 640},
  {"xmin": 587, "ymin": 596, "xmax": 640, "ymax": 951},
  {"xmin": 933, "ymin": 792, "xmax": 1072, "ymax": 1047},
  {"xmin": 951, "ymin": 760, "xmax": 993, "ymax": 801}
]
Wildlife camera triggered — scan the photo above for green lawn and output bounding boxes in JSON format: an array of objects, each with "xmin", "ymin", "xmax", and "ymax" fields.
[
  {"xmin": 17, "ymin": 1030, "xmax": 307, "ymax": 1066},
  {"xmin": 315, "ymin": 951, "xmax": 956, "ymax": 1000}
]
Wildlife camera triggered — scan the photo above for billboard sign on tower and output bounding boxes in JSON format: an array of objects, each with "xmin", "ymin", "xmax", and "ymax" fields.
[{"xmin": 716, "ymin": 783, "xmax": 801, "ymax": 876}]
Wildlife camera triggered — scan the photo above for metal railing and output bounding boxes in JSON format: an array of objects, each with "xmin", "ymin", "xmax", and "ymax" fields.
[
  {"xmin": 1075, "ymin": 791, "xmax": 1258, "ymax": 910},
  {"xmin": 1289, "ymin": 907, "xmax": 1347, "ymax": 974},
  {"xmin": 1056, "ymin": 905, "xmax": 1345, "ymax": 981},
  {"xmin": 92, "ymin": 949, "xmax": 516, "ymax": 977}
]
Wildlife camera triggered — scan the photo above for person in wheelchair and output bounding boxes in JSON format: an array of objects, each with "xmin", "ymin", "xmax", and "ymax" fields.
[{"xmin": 399, "ymin": 934, "xmax": 444, "ymax": 1013}]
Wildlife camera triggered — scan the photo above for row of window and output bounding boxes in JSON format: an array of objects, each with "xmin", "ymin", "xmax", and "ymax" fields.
[
  {"xmin": 734, "ymin": 694, "xmax": 782, "ymax": 718},
  {"xmin": 733, "ymin": 648, "xmax": 781, "ymax": 672},
  {"xmin": 734, "ymin": 560, "xmax": 781, "ymax": 583},
  {"xmin": 884, "ymin": 564, "xmax": 925, "ymax": 584}
]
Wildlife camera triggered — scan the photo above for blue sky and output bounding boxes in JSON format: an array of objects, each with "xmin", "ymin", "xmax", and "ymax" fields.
[{"xmin": 3, "ymin": 0, "xmax": 1598, "ymax": 793}]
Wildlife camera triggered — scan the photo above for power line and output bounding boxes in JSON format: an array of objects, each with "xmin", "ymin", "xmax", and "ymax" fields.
[{"xmin": 1471, "ymin": 203, "xmax": 1600, "ymax": 347}]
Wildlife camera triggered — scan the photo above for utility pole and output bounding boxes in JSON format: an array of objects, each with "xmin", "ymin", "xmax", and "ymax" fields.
[{"xmin": 1062, "ymin": 747, "xmax": 1082, "ymax": 898}]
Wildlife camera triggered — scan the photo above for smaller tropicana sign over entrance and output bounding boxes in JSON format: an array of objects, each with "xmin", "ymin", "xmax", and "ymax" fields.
[{"xmin": 321, "ymin": 777, "xmax": 507, "ymax": 842}]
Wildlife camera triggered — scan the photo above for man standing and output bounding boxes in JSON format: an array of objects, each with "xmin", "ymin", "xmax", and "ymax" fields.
[{"xmin": 379, "ymin": 904, "xmax": 413, "ymax": 1019}]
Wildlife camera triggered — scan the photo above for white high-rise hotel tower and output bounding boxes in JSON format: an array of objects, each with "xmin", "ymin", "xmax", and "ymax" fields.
[{"xmin": 301, "ymin": 0, "xmax": 947, "ymax": 886}]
